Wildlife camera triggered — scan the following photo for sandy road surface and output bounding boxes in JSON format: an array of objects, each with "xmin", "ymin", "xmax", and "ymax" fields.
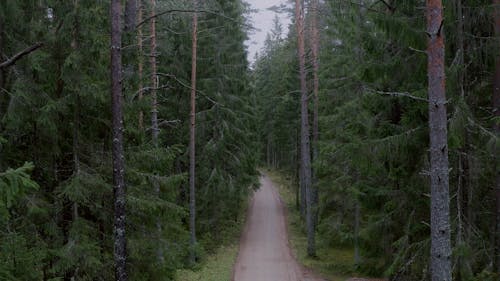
[{"xmin": 233, "ymin": 175, "xmax": 324, "ymax": 281}]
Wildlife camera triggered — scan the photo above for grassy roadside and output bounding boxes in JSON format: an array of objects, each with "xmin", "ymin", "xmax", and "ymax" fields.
[
  {"xmin": 175, "ymin": 200, "xmax": 248, "ymax": 281},
  {"xmin": 175, "ymin": 243, "xmax": 238, "ymax": 281},
  {"xmin": 266, "ymin": 169, "xmax": 355, "ymax": 281}
]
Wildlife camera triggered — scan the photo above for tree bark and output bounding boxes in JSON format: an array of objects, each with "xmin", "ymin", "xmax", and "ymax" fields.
[
  {"xmin": 149, "ymin": 0, "xmax": 165, "ymax": 263},
  {"xmin": 454, "ymin": 0, "xmax": 472, "ymax": 278},
  {"xmin": 354, "ymin": 201, "xmax": 361, "ymax": 265},
  {"xmin": 189, "ymin": 0, "xmax": 198, "ymax": 265},
  {"xmin": 493, "ymin": 0, "xmax": 500, "ymax": 274},
  {"xmin": 138, "ymin": 0, "xmax": 144, "ymax": 130},
  {"xmin": 310, "ymin": 0, "xmax": 320, "ymax": 232},
  {"xmin": 426, "ymin": 1, "xmax": 451, "ymax": 280},
  {"xmin": 124, "ymin": 0, "xmax": 137, "ymax": 32},
  {"xmin": 111, "ymin": 0, "xmax": 127, "ymax": 279},
  {"xmin": 295, "ymin": 0, "xmax": 315, "ymax": 257},
  {"xmin": 150, "ymin": 0, "xmax": 158, "ymax": 144}
]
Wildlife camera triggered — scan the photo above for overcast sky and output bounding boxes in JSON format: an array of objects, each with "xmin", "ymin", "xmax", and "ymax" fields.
[{"xmin": 245, "ymin": 0, "xmax": 291, "ymax": 63}]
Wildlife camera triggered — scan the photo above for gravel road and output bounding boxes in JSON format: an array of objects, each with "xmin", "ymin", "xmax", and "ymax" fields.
[{"xmin": 233, "ymin": 175, "xmax": 324, "ymax": 281}]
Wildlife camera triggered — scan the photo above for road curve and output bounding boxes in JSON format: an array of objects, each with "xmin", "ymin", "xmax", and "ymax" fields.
[{"xmin": 233, "ymin": 175, "xmax": 324, "ymax": 281}]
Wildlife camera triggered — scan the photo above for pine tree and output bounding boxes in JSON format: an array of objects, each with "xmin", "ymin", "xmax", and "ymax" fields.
[
  {"xmin": 189, "ymin": 0, "xmax": 199, "ymax": 265},
  {"xmin": 295, "ymin": 0, "xmax": 315, "ymax": 257},
  {"xmin": 493, "ymin": 0, "xmax": 500, "ymax": 274},
  {"xmin": 111, "ymin": 0, "xmax": 127, "ymax": 279},
  {"xmin": 426, "ymin": 1, "xmax": 451, "ymax": 280}
]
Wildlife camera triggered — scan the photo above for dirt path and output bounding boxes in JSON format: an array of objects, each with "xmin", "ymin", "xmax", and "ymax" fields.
[{"xmin": 233, "ymin": 175, "xmax": 324, "ymax": 281}]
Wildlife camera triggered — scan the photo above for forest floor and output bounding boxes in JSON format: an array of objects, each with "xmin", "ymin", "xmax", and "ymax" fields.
[
  {"xmin": 177, "ymin": 172, "xmax": 383, "ymax": 281},
  {"xmin": 266, "ymin": 170, "xmax": 386, "ymax": 281}
]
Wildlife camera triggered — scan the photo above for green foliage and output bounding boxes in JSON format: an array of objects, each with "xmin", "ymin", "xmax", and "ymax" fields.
[
  {"xmin": 0, "ymin": 0, "xmax": 257, "ymax": 279},
  {"xmin": 254, "ymin": 0, "xmax": 499, "ymax": 279},
  {"xmin": 0, "ymin": 162, "xmax": 39, "ymax": 220}
]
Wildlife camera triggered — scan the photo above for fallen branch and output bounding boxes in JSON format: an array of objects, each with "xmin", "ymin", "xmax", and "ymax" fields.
[{"xmin": 0, "ymin": 42, "xmax": 44, "ymax": 69}]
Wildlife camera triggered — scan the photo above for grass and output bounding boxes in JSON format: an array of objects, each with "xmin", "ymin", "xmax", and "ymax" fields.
[
  {"xmin": 175, "ymin": 200, "xmax": 248, "ymax": 281},
  {"xmin": 175, "ymin": 243, "xmax": 239, "ymax": 281},
  {"xmin": 266, "ymin": 169, "xmax": 355, "ymax": 281}
]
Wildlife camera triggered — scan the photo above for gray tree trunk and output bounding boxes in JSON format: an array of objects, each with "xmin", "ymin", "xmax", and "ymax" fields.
[
  {"xmin": 295, "ymin": 0, "xmax": 315, "ymax": 257},
  {"xmin": 137, "ymin": 0, "xmax": 144, "ymax": 131},
  {"xmin": 426, "ymin": 1, "xmax": 451, "ymax": 280},
  {"xmin": 310, "ymin": 0, "xmax": 320, "ymax": 231},
  {"xmin": 189, "ymin": 0, "xmax": 199, "ymax": 265},
  {"xmin": 110, "ymin": 0, "xmax": 127, "ymax": 279},
  {"xmin": 150, "ymin": 0, "xmax": 158, "ymax": 144},
  {"xmin": 493, "ymin": 0, "xmax": 500, "ymax": 274},
  {"xmin": 124, "ymin": 0, "xmax": 137, "ymax": 32}
]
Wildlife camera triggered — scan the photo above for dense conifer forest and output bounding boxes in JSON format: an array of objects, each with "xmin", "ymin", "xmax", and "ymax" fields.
[{"xmin": 0, "ymin": 0, "xmax": 498, "ymax": 280}]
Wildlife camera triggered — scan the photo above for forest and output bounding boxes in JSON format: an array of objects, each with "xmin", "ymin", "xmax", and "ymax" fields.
[{"xmin": 0, "ymin": 0, "xmax": 498, "ymax": 281}]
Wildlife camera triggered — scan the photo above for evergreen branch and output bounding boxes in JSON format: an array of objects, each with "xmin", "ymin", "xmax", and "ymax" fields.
[
  {"xmin": 369, "ymin": 89, "xmax": 428, "ymax": 102},
  {"xmin": 145, "ymin": 120, "xmax": 181, "ymax": 132},
  {"xmin": 156, "ymin": 73, "xmax": 222, "ymax": 106},
  {"xmin": 0, "ymin": 42, "xmax": 44, "ymax": 69},
  {"xmin": 369, "ymin": 127, "xmax": 423, "ymax": 144},
  {"xmin": 137, "ymin": 9, "xmax": 252, "ymax": 29},
  {"xmin": 467, "ymin": 117, "xmax": 497, "ymax": 140},
  {"xmin": 135, "ymin": 85, "xmax": 173, "ymax": 97},
  {"xmin": 342, "ymin": 0, "xmax": 386, "ymax": 14},
  {"xmin": 409, "ymin": 46, "xmax": 426, "ymax": 54},
  {"xmin": 376, "ymin": 0, "xmax": 396, "ymax": 12}
]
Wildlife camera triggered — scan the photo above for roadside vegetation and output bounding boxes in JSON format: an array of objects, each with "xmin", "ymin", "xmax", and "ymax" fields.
[
  {"xmin": 175, "ymin": 198, "xmax": 249, "ymax": 281},
  {"xmin": 268, "ymin": 170, "xmax": 377, "ymax": 281}
]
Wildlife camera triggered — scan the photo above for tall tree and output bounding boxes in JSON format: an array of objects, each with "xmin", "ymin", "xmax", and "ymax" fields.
[
  {"xmin": 138, "ymin": 0, "xmax": 144, "ymax": 130},
  {"xmin": 310, "ymin": 0, "xmax": 320, "ymax": 231},
  {"xmin": 189, "ymin": 0, "xmax": 199, "ymax": 265},
  {"xmin": 150, "ymin": 0, "xmax": 158, "ymax": 144},
  {"xmin": 493, "ymin": 0, "xmax": 500, "ymax": 274},
  {"xmin": 111, "ymin": 0, "xmax": 127, "ymax": 280},
  {"xmin": 295, "ymin": 0, "xmax": 315, "ymax": 257},
  {"xmin": 426, "ymin": 0, "xmax": 451, "ymax": 280}
]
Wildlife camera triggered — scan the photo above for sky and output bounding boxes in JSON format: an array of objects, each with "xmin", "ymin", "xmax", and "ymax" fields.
[{"xmin": 245, "ymin": 0, "xmax": 291, "ymax": 63}]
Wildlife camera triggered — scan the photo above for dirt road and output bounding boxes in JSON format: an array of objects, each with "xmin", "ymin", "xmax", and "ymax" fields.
[{"xmin": 233, "ymin": 175, "xmax": 324, "ymax": 281}]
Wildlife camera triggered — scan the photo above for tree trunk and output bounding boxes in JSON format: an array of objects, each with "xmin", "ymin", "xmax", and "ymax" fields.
[
  {"xmin": 310, "ymin": 0, "xmax": 320, "ymax": 232},
  {"xmin": 426, "ymin": 1, "xmax": 451, "ymax": 280},
  {"xmin": 354, "ymin": 201, "xmax": 361, "ymax": 265},
  {"xmin": 493, "ymin": 0, "xmax": 500, "ymax": 274},
  {"xmin": 295, "ymin": 0, "xmax": 315, "ymax": 257},
  {"xmin": 138, "ymin": 0, "xmax": 144, "ymax": 131},
  {"xmin": 124, "ymin": 0, "xmax": 137, "ymax": 32},
  {"xmin": 150, "ymin": 0, "xmax": 158, "ymax": 144},
  {"xmin": 110, "ymin": 0, "xmax": 127, "ymax": 279},
  {"xmin": 189, "ymin": 0, "xmax": 198, "ymax": 265},
  {"xmin": 70, "ymin": 3, "xmax": 80, "ymax": 279},
  {"xmin": 454, "ymin": 0, "xmax": 472, "ymax": 278},
  {"xmin": 149, "ymin": 0, "xmax": 165, "ymax": 263}
]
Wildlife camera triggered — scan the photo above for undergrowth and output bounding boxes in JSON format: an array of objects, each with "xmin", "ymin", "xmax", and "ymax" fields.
[{"xmin": 267, "ymin": 169, "xmax": 357, "ymax": 281}]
